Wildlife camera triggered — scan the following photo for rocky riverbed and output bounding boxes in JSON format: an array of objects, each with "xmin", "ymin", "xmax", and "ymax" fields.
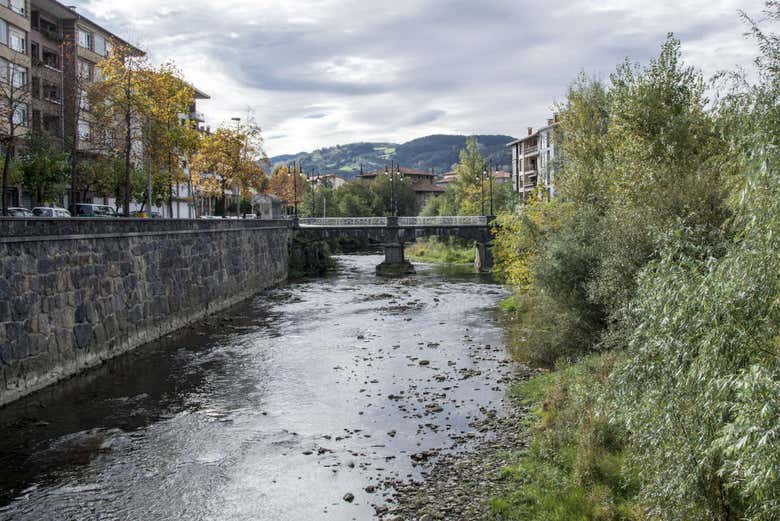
[{"xmin": 376, "ymin": 365, "xmax": 537, "ymax": 521}]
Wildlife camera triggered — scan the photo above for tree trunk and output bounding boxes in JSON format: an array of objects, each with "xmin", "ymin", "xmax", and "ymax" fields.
[{"xmin": 221, "ymin": 183, "xmax": 227, "ymax": 218}]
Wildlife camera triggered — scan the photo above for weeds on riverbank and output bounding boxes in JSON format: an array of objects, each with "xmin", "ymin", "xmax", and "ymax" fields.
[
  {"xmin": 406, "ymin": 238, "xmax": 474, "ymax": 264},
  {"xmin": 490, "ymin": 354, "xmax": 643, "ymax": 521}
]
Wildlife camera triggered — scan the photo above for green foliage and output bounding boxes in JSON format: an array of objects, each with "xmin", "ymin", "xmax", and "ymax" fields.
[
  {"xmin": 19, "ymin": 132, "xmax": 70, "ymax": 205},
  {"xmin": 405, "ymin": 238, "xmax": 475, "ymax": 264},
  {"xmin": 497, "ymin": 9, "xmax": 780, "ymax": 520},
  {"xmin": 492, "ymin": 355, "xmax": 642, "ymax": 521},
  {"xmin": 299, "ymin": 175, "xmax": 416, "ymax": 217},
  {"xmin": 608, "ymin": 22, "xmax": 780, "ymax": 515}
]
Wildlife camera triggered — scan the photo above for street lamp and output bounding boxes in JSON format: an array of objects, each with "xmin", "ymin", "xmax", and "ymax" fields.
[
  {"xmin": 231, "ymin": 117, "xmax": 241, "ymax": 218},
  {"xmin": 385, "ymin": 163, "xmax": 404, "ymax": 216},
  {"xmin": 489, "ymin": 161, "xmax": 495, "ymax": 217},
  {"xmin": 481, "ymin": 166, "xmax": 486, "ymax": 216}
]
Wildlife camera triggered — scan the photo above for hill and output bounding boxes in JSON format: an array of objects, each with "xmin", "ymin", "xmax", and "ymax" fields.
[{"xmin": 270, "ymin": 134, "xmax": 515, "ymax": 178}]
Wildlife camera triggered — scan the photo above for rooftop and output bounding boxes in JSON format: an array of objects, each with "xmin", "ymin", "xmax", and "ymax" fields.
[
  {"xmin": 34, "ymin": 0, "xmax": 144, "ymax": 55},
  {"xmin": 360, "ymin": 167, "xmax": 435, "ymax": 178}
]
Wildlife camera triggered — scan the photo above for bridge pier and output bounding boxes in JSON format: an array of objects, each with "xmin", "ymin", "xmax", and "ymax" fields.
[
  {"xmin": 474, "ymin": 242, "xmax": 494, "ymax": 273},
  {"xmin": 376, "ymin": 242, "xmax": 415, "ymax": 276}
]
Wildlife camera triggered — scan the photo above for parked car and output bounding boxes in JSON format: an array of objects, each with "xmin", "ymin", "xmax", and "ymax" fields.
[
  {"xmin": 6, "ymin": 207, "xmax": 33, "ymax": 217},
  {"xmin": 74, "ymin": 203, "xmax": 118, "ymax": 218},
  {"xmin": 32, "ymin": 207, "xmax": 71, "ymax": 217}
]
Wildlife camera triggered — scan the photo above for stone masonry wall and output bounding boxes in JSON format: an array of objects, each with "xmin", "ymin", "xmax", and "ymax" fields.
[{"xmin": 0, "ymin": 218, "xmax": 291, "ymax": 406}]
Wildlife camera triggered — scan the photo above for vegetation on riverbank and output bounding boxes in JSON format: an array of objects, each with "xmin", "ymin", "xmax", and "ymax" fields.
[
  {"xmin": 491, "ymin": 6, "xmax": 780, "ymax": 520},
  {"xmin": 405, "ymin": 238, "xmax": 475, "ymax": 264}
]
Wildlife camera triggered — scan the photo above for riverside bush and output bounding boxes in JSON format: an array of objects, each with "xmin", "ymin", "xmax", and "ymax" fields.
[{"xmin": 493, "ymin": 5, "xmax": 780, "ymax": 519}]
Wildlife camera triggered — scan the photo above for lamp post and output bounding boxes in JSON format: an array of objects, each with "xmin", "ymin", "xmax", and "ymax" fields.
[
  {"xmin": 489, "ymin": 160, "xmax": 495, "ymax": 217},
  {"xmin": 231, "ymin": 117, "xmax": 241, "ymax": 218},
  {"xmin": 385, "ymin": 165, "xmax": 393, "ymax": 217},
  {"xmin": 481, "ymin": 165, "xmax": 486, "ymax": 216}
]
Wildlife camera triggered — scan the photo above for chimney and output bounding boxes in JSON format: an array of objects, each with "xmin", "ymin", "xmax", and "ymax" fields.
[{"xmin": 527, "ymin": 127, "xmax": 533, "ymax": 136}]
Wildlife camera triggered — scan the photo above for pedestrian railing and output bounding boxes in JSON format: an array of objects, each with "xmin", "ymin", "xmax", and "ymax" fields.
[
  {"xmin": 398, "ymin": 216, "xmax": 489, "ymax": 226},
  {"xmin": 298, "ymin": 216, "xmax": 490, "ymax": 227},
  {"xmin": 298, "ymin": 217, "xmax": 388, "ymax": 227}
]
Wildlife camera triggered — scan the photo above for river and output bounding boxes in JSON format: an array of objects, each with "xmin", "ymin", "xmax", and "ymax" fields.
[{"xmin": 0, "ymin": 255, "xmax": 512, "ymax": 521}]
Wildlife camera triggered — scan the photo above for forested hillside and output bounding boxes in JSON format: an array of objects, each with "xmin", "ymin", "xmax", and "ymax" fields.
[{"xmin": 270, "ymin": 134, "xmax": 515, "ymax": 177}]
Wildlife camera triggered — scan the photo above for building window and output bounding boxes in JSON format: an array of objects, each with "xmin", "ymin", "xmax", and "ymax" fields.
[
  {"xmin": 42, "ymin": 47, "xmax": 59, "ymax": 69},
  {"xmin": 9, "ymin": 0, "xmax": 25, "ymax": 15},
  {"xmin": 12, "ymin": 103, "xmax": 27, "ymax": 126},
  {"xmin": 9, "ymin": 63, "xmax": 26, "ymax": 88},
  {"xmin": 78, "ymin": 59, "xmax": 92, "ymax": 81},
  {"xmin": 77, "ymin": 27, "xmax": 91, "ymax": 49},
  {"xmin": 79, "ymin": 88, "xmax": 89, "ymax": 111},
  {"xmin": 78, "ymin": 120, "xmax": 90, "ymax": 141},
  {"xmin": 94, "ymin": 34, "xmax": 106, "ymax": 56},
  {"xmin": 43, "ymin": 82, "xmax": 59, "ymax": 102},
  {"xmin": 9, "ymin": 27, "xmax": 25, "ymax": 53}
]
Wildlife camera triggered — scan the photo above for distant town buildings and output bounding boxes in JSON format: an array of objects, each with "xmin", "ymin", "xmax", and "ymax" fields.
[
  {"xmin": 359, "ymin": 167, "xmax": 445, "ymax": 209},
  {"xmin": 507, "ymin": 114, "xmax": 562, "ymax": 203},
  {"xmin": 308, "ymin": 174, "xmax": 347, "ymax": 190}
]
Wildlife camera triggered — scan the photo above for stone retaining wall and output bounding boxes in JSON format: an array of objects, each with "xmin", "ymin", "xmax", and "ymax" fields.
[{"xmin": 0, "ymin": 218, "xmax": 291, "ymax": 406}]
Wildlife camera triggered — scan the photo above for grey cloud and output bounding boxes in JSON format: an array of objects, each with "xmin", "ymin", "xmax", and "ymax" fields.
[{"xmin": 79, "ymin": 0, "xmax": 764, "ymax": 154}]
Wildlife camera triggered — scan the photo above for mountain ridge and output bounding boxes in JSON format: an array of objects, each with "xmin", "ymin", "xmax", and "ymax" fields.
[{"xmin": 270, "ymin": 134, "xmax": 516, "ymax": 178}]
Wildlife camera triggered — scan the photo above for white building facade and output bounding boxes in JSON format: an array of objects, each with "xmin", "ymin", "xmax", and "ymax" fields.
[{"xmin": 508, "ymin": 115, "xmax": 562, "ymax": 203}]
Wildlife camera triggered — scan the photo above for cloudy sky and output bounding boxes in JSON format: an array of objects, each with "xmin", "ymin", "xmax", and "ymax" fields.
[{"xmin": 76, "ymin": 0, "xmax": 765, "ymax": 156}]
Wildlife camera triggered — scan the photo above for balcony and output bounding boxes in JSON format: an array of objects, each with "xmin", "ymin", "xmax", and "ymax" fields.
[
  {"xmin": 190, "ymin": 111, "xmax": 206, "ymax": 123},
  {"xmin": 522, "ymin": 145, "xmax": 539, "ymax": 156}
]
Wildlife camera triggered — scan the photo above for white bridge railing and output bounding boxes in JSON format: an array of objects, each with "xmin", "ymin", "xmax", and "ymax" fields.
[
  {"xmin": 298, "ymin": 217, "xmax": 388, "ymax": 227},
  {"xmin": 298, "ymin": 216, "xmax": 489, "ymax": 227},
  {"xmin": 398, "ymin": 216, "xmax": 489, "ymax": 226}
]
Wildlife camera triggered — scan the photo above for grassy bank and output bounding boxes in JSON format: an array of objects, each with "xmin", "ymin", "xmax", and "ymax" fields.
[
  {"xmin": 405, "ymin": 239, "xmax": 475, "ymax": 264},
  {"xmin": 489, "ymin": 352, "xmax": 643, "ymax": 521}
]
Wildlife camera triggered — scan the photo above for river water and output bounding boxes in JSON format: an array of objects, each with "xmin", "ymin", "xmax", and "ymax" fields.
[{"xmin": 0, "ymin": 255, "xmax": 511, "ymax": 521}]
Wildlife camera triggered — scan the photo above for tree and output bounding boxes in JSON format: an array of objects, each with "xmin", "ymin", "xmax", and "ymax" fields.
[
  {"xmin": 610, "ymin": 8, "xmax": 780, "ymax": 519},
  {"xmin": 19, "ymin": 131, "xmax": 70, "ymax": 205},
  {"xmin": 138, "ymin": 63, "xmax": 199, "ymax": 215},
  {"xmin": 0, "ymin": 53, "xmax": 31, "ymax": 215},
  {"xmin": 451, "ymin": 136, "xmax": 487, "ymax": 215},
  {"xmin": 191, "ymin": 121, "xmax": 268, "ymax": 218},
  {"xmin": 91, "ymin": 42, "xmax": 150, "ymax": 216},
  {"xmin": 60, "ymin": 33, "xmax": 98, "ymax": 207},
  {"xmin": 266, "ymin": 164, "xmax": 308, "ymax": 213}
]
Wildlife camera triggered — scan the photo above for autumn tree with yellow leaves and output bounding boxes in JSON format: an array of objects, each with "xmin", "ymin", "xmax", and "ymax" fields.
[
  {"xmin": 191, "ymin": 119, "xmax": 268, "ymax": 218},
  {"xmin": 266, "ymin": 163, "xmax": 309, "ymax": 213},
  {"xmin": 138, "ymin": 63, "xmax": 200, "ymax": 215},
  {"xmin": 89, "ymin": 42, "xmax": 149, "ymax": 216}
]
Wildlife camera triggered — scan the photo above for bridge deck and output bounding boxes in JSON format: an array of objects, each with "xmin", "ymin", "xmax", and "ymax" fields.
[{"xmin": 297, "ymin": 216, "xmax": 490, "ymax": 228}]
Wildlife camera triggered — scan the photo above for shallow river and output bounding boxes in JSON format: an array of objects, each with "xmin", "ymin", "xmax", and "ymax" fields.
[{"xmin": 0, "ymin": 255, "xmax": 511, "ymax": 521}]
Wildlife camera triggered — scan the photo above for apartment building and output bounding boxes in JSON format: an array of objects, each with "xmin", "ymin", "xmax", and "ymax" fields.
[
  {"xmin": 0, "ymin": 0, "xmax": 32, "ymax": 132},
  {"xmin": 507, "ymin": 114, "xmax": 562, "ymax": 203}
]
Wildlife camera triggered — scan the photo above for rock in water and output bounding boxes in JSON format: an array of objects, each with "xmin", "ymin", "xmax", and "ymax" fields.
[{"xmin": 343, "ymin": 492, "xmax": 355, "ymax": 503}]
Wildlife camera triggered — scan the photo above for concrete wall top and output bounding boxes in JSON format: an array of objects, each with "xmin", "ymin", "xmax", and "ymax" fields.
[{"xmin": 0, "ymin": 218, "xmax": 292, "ymax": 239}]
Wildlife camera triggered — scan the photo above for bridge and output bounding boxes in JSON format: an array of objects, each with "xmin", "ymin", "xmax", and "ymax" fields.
[{"xmin": 293, "ymin": 216, "xmax": 495, "ymax": 275}]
